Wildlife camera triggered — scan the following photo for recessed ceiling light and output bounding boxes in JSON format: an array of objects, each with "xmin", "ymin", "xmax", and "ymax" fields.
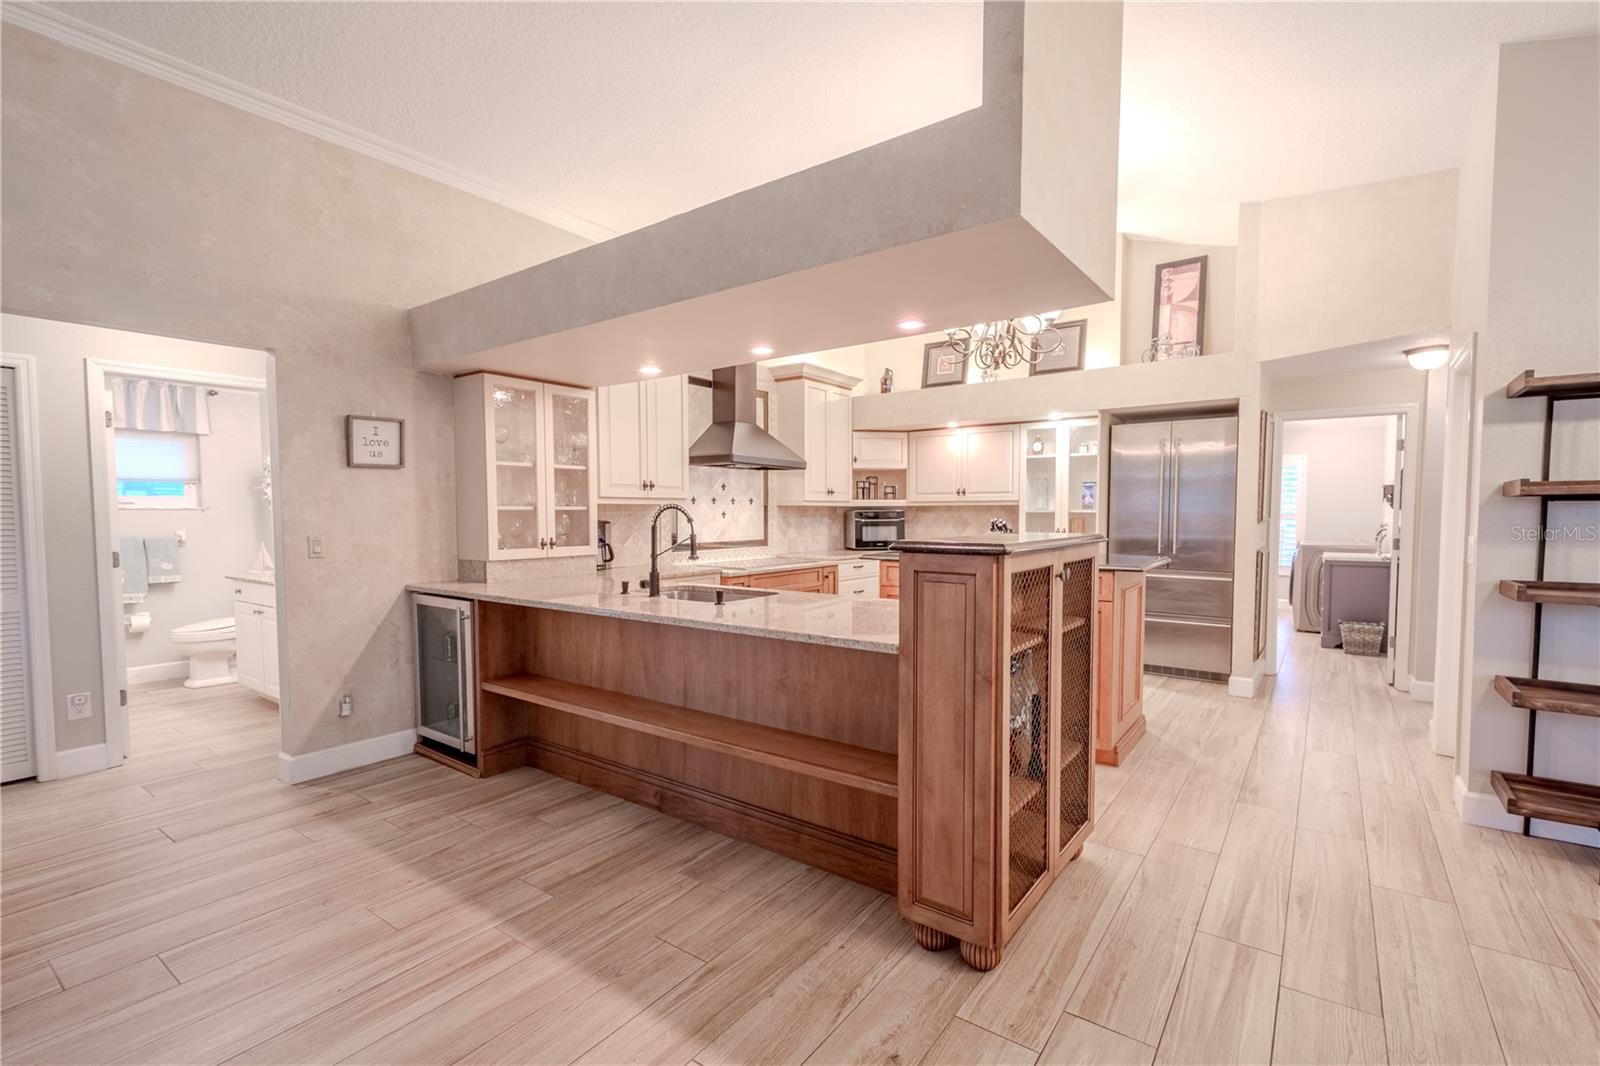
[
  {"xmin": 1403, "ymin": 344, "xmax": 1449, "ymax": 370},
  {"xmin": 638, "ymin": 364, "xmax": 662, "ymax": 376},
  {"xmin": 1046, "ymin": 411, "xmax": 1064, "ymax": 421},
  {"xmin": 750, "ymin": 345, "xmax": 774, "ymax": 357},
  {"xmin": 946, "ymin": 420, "xmax": 959, "ymax": 429},
  {"xmin": 898, "ymin": 319, "xmax": 926, "ymax": 332}
]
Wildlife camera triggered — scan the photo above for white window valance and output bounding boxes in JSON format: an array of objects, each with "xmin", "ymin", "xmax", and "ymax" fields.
[{"xmin": 109, "ymin": 376, "xmax": 212, "ymax": 434}]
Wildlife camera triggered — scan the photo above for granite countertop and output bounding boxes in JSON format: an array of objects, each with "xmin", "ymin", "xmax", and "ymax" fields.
[
  {"xmin": 225, "ymin": 571, "xmax": 276, "ymax": 586},
  {"xmin": 408, "ymin": 565, "xmax": 898, "ymax": 654},
  {"xmin": 1102, "ymin": 554, "xmax": 1172, "ymax": 572},
  {"xmin": 892, "ymin": 533, "xmax": 1105, "ymax": 556}
]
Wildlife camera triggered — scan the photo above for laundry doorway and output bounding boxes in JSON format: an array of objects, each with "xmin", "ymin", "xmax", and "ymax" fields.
[{"xmin": 1268, "ymin": 407, "xmax": 1417, "ymax": 690}]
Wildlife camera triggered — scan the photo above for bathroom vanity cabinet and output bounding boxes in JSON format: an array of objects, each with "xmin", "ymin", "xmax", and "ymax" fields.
[{"xmin": 232, "ymin": 580, "xmax": 278, "ymax": 702}]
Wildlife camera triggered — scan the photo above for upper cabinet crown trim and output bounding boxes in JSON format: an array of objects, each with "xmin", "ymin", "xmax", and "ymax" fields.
[{"xmin": 767, "ymin": 364, "xmax": 862, "ymax": 390}]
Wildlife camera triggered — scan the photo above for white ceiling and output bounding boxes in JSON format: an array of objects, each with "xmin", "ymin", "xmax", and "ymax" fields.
[
  {"xmin": 19, "ymin": 1, "xmax": 1600, "ymax": 246},
  {"xmin": 1119, "ymin": 1, "xmax": 1598, "ymax": 243}
]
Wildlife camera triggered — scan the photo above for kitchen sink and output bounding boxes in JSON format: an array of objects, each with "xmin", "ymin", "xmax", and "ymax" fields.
[{"xmin": 661, "ymin": 585, "xmax": 777, "ymax": 603}]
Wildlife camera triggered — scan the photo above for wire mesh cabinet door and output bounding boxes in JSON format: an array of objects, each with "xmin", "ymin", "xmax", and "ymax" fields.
[
  {"xmin": 999, "ymin": 558, "xmax": 1055, "ymax": 948},
  {"xmin": 1056, "ymin": 553, "xmax": 1096, "ymax": 864}
]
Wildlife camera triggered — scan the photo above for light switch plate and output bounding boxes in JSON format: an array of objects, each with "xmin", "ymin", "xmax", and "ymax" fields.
[
  {"xmin": 66, "ymin": 692, "xmax": 92, "ymax": 720},
  {"xmin": 307, "ymin": 535, "xmax": 325, "ymax": 559}
]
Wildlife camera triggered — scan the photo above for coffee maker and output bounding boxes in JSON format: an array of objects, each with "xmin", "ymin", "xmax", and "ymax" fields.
[{"xmin": 596, "ymin": 519, "xmax": 616, "ymax": 570}]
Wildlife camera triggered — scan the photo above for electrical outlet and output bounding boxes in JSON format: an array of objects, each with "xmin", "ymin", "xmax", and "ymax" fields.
[
  {"xmin": 307, "ymin": 535, "xmax": 325, "ymax": 559},
  {"xmin": 66, "ymin": 692, "xmax": 92, "ymax": 721},
  {"xmin": 338, "ymin": 693, "xmax": 353, "ymax": 718}
]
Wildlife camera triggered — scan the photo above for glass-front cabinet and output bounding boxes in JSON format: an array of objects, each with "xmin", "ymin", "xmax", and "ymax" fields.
[
  {"xmin": 413, "ymin": 594, "xmax": 474, "ymax": 754},
  {"xmin": 1021, "ymin": 418, "xmax": 1100, "ymax": 536},
  {"xmin": 455, "ymin": 373, "xmax": 597, "ymax": 561}
]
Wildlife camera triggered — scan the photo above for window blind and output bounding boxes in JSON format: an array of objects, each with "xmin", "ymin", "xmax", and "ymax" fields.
[
  {"xmin": 1277, "ymin": 454, "xmax": 1306, "ymax": 569},
  {"xmin": 115, "ymin": 430, "xmax": 200, "ymax": 481}
]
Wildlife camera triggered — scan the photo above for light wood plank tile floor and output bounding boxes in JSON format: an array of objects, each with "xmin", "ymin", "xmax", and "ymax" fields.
[{"xmin": 4, "ymin": 626, "xmax": 1599, "ymax": 1066}]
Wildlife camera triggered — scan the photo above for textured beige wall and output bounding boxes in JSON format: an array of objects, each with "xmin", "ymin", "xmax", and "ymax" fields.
[{"xmin": 1, "ymin": 26, "xmax": 589, "ymax": 756}]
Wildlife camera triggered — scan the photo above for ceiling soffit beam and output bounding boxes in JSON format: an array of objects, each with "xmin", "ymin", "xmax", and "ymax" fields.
[{"xmin": 409, "ymin": 1, "xmax": 1123, "ymax": 386}]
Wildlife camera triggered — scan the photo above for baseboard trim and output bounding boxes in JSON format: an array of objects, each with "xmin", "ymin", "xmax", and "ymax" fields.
[
  {"xmin": 126, "ymin": 661, "xmax": 191, "ymax": 685},
  {"xmin": 1408, "ymin": 678, "xmax": 1435, "ymax": 702},
  {"xmin": 56, "ymin": 743, "xmax": 111, "ymax": 778},
  {"xmin": 277, "ymin": 729, "xmax": 418, "ymax": 784},
  {"xmin": 1227, "ymin": 673, "xmax": 1259, "ymax": 698},
  {"xmin": 1455, "ymin": 776, "xmax": 1600, "ymax": 848}
]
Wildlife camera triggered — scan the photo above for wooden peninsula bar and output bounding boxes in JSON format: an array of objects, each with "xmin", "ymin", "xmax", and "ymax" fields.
[{"xmin": 407, "ymin": 531, "xmax": 1102, "ymax": 971}]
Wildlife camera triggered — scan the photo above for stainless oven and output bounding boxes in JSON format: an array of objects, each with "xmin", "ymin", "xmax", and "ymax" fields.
[{"xmin": 846, "ymin": 508, "xmax": 905, "ymax": 551}]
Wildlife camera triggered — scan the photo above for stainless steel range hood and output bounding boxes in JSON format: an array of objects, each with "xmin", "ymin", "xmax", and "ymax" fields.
[{"xmin": 688, "ymin": 365, "xmax": 805, "ymax": 470}]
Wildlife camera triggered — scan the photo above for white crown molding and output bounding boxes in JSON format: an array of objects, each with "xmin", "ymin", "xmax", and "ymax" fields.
[{"xmin": 1, "ymin": 2, "xmax": 616, "ymax": 244}]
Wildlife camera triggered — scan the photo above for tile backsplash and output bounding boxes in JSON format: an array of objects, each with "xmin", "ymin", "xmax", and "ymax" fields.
[{"xmin": 459, "ymin": 502, "xmax": 1020, "ymax": 582}]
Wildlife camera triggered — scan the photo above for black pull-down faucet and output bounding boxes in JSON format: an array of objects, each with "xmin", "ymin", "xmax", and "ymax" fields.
[{"xmin": 646, "ymin": 504, "xmax": 699, "ymax": 596}]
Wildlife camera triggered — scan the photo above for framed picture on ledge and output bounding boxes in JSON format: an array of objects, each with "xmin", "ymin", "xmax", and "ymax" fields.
[
  {"xmin": 1152, "ymin": 255, "xmax": 1208, "ymax": 354},
  {"xmin": 921, "ymin": 339, "xmax": 966, "ymax": 388},
  {"xmin": 1029, "ymin": 318, "xmax": 1088, "ymax": 376}
]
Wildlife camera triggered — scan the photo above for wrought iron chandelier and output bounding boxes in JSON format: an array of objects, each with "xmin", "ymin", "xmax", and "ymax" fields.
[{"xmin": 944, "ymin": 313, "xmax": 1064, "ymax": 371}]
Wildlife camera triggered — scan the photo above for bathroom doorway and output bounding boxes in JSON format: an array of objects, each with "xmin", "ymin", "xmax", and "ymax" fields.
[
  {"xmin": 1268, "ymin": 408, "xmax": 1415, "ymax": 689},
  {"xmin": 88, "ymin": 350, "xmax": 283, "ymax": 767}
]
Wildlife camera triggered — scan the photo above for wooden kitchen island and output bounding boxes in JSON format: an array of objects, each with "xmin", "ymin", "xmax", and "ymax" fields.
[{"xmin": 407, "ymin": 531, "xmax": 1102, "ymax": 970}]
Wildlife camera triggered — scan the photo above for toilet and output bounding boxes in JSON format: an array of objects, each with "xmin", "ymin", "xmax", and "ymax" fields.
[{"xmin": 171, "ymin": 617, "xmax": 238, "ymax": 688}]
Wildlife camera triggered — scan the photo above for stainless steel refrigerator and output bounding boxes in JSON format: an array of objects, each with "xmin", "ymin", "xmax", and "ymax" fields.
[{"xmin": 1108, "ymin": 415, "xmax": 1238, "ymax": 679}]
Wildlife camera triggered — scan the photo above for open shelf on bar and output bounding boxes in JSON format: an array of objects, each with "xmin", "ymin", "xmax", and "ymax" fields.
[
  {"xmin": 482, "ymin": 673, "xmax": 897, "ymax": 796},
  {"xmin": 1504, "ymin": 370, "xmax": 1600, "ymax": 400},
  {"xmin": 1497, "ymin": 580, "xmax": 1600, "ymax": 608},
  {"xmin": 1491, "ymin": 771, "xmax": 1600, "ymax": 829},
  {"xmin": 1493, "ymin": 676, "xmax": 1600, "ymax": 719}
]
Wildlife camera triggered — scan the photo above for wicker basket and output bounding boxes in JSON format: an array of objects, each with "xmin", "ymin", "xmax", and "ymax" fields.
[{"xmin": 1339, "ymin": 621, "xmax": 1386, "ymax": 656}]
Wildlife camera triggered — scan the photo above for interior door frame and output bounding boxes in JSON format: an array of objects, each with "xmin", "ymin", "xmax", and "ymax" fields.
[
  {"xmin": 86, "ymin": 358, "xmax": 273, "ymax": 771},
  {"xmin": 1428, "ymin": 337, "xmax": 1476, "ymax": 756},
  {"xmin": 1263, "ymin": 401, "xmax": 1421, "ymax": 691},
  {"xmin": 1, "ymin": 353, "xmax": 57, "ymax": 780}
]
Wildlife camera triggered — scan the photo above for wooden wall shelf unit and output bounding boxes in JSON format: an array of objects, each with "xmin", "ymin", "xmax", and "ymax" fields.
[
  {"xmin": 895, "ymin": 534, "xmax": 1100, "ymax": 971},
  {"xmin": 1494, "ymin": 368, "xmax": 1600, "ymax": 836}
]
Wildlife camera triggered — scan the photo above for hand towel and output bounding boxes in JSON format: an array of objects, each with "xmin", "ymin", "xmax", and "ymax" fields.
[
  {"xmin": 144, "ymin": 536, "xmax": 183, "ymax": 584},
  {"xmin": 120, "ymin": 536, "xmax": 149, "ymax": 602}
]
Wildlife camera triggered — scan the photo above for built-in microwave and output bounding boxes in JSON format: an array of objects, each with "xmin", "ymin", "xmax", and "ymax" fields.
[{"xmin": 846, "ymin": 508, "xmax": 906, "ymax": 551}]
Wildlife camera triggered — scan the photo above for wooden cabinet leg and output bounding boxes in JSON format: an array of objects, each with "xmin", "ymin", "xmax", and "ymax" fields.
[
  {"xmin": 913, "ymin": 922, "xmax": 953, "ymax": 951},
  {"xmin": 959, "ymin": 941, "xmax": 1002, "ymax": 971},
  {"xmin": 1067, "ymin": 843, "xmax": 1084, "ymax": 862}
]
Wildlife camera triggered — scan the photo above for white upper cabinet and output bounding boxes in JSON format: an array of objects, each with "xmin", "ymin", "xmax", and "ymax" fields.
[
  {"xmin": 455, "ymin": 373, "xmax": 598, "ymax": 561},
  {"xmin": 852, "ymin": 431, "xmax": 909, "ymax": 470},
  {"xmin": 598, "ymin": 375, "xmax": 687, "ymax": 501},
  {"xmin": 908, "ymin": 425, "xmax": 1020, "ymax": 502},
  {"xmin": 769, "ymin": 365, "xmax": 859, "ymax": 504}
]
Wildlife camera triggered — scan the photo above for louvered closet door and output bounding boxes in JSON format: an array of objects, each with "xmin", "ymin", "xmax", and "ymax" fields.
[{"xmin": 1, "ymin": 366, "xmax": 35, "ymax": 782}]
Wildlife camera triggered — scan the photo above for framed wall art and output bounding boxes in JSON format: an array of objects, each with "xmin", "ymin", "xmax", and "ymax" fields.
[
  {"xmin": 1151, "ymin": 255, "xmax": 1208, "ymax": 353},
  {"xmin": 1029, "ymin": 318, "xmax": 1088, "ymax": 376},
  {"xmin": 921, "ymin": 339, "xmax": 966, "ymax": 388},
  {"xmin": 1256, "ymin": 409, "xmax": 1273, "ymax": 522},
  {"xmin": 346, "ymin": 415, "xmax": 404, "ymax": 468}
]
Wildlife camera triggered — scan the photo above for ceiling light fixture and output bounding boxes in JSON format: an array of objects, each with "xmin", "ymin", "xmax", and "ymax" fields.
[
  {"xmin": 944, "ymin": 313, "xmax": 1064, "ymax": 371},
  {"xmin": 946, "ymin": 420, "xmax": 959, "ymax": 429},
  {"xmin": 638, "ymin": 364, "xmax": 662, "ymax": 376},
  {"xmin": 898, "ymin": 318, "xmax": 926, "ymax": 332},
  {"xmin": 750, "ymin": 345, "xmax": 774, "ymax": 357},
  {"xmin": 1403, "ymin": 344, "xmax": 1449, "ymax": 370}
]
